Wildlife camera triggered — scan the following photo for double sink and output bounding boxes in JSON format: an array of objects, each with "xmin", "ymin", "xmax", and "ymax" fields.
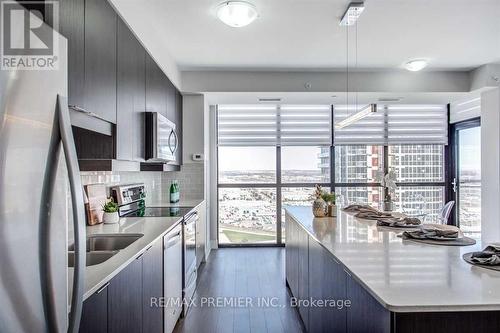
[{"xmin": 68, "ymin": 234, "xmax": 143, "ymax": 267}]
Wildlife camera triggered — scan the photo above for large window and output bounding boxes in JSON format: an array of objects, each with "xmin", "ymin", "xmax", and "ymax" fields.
[
  {"xmin": 218, "ymin": 188, "xmax": 276, "ymax": 244},
  {"xmin": 217, "ymin": 104, "xmax": 449, "ymax": 245},
  {"xmin": 218, "ymin": 147, "xmax": 276, "ymax": 184},
  {"xmin": 282, "ymin": 146, "xmax": 330, "ymax": 183}
]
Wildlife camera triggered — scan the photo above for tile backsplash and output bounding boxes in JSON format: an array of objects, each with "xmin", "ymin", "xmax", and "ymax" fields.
[{"xmin": 80, "ymin": 163, "xmax": 204, "ymax": 205}]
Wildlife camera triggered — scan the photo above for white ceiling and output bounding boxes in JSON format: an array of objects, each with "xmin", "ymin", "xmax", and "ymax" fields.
[{"xmin": 113, "ymin": 0, "xmax": 500, "ymax": 71}]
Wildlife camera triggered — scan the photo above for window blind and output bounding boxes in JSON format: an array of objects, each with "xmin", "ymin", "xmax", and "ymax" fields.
[
  {"xmin": 333, "ymin": 104, "xmax": 448, "ymax": 145},
  {"xmin": 217, "ymin": 105, "xmax": 278, "ymax": 146},
  {"xmin": 217, "ymin": 104, "xmax": 332, "ymax": 146},
  {"xmin": 387, "ymin": 105, "xmax": 448, "ymax": 145},
  {"xmin": 333, "ymin": 105, "xmax": 386, "ymax": 145},
  {"xmin": 279, "ymin": 105, "xmax": 331, "ymax": 146}
]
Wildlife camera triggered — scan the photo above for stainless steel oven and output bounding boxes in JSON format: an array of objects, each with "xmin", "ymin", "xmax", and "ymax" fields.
[
  {"xmin": 182, "ymin": 210, "xmax": 198, "ymax": 316},
  {"xmin": 145, "ymin": 111, "xmax": 178, "ymax": 163}
]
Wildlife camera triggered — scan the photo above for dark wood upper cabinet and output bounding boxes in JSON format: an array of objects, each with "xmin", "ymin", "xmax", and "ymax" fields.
[
  {"xmin": 79, "ymin": 284, "xmax": 108, "ymax": 333},
  {"xmin": 84, "ymin": 0, "xmax": 117, "ymax": 124},
  {"xmin": 108, "ymin": 255, "xmax": 143, "ymax": 333},
  {"xmin": 58, "ymin": 0, "xmax": 85, "ymax": 108},
  {"xmin": 116, "ymin": 16, "xmax": 146, "ymax": 162},
  {"xmin": 145, "ymin": 53, "xmax": 168, "ymax": 118},
  {"xmin": 166, "ymin": 80, "xmax": 176, "ymax": 121},
  {"xmin": 142, "ymin": 239, "xmax": 164, "ymax": 333}
]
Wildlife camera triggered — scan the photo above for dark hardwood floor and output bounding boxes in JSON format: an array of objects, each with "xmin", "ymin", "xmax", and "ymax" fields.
[{"xmin": 174, "ymin": 248, "xmax": 304, "ymax": 333}]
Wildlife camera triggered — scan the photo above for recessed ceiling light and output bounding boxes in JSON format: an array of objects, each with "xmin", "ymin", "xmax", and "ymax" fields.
[
  {"xmin": 216, "ymin": 1, "xmax": 258, "ymax": 28},
  {"xmin": 405, "ymin": 59, "xmax": 428, "ymax": 72}
]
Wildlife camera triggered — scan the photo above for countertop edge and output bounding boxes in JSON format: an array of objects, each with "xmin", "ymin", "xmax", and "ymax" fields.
[{"xmin": 284, "ymin": 207, "xmax": 500, "ymax": 313}]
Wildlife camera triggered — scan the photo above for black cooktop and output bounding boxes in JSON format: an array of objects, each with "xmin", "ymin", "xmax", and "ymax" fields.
[{"xmin": 124, "ymin": 206, "xmax": 193, "ymax": 218}]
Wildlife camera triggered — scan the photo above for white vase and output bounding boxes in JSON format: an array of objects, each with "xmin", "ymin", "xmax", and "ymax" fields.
[{"xmin": 103, "ymin": 212, "xmax": 119, "ymax": 224}]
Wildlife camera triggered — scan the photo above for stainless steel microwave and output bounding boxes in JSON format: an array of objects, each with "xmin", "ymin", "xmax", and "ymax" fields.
[{"xmin": 145, "ymin": 112, "xmax": 178, "ymax": 162}]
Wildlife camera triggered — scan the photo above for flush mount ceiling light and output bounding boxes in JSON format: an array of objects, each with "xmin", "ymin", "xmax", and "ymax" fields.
[
  {"xmin": 405, "ymin": 59, "xmax": 428, "ymax": 72},
  {"xmin": 339, "ymin": 2, "xmax": 365, "ymax": 26},
  {"xmin": 216, "ymin": 1, "xmax": 258, "ymax": 28}
]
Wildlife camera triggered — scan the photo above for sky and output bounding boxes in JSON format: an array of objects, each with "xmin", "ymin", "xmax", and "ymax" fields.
[
  {"xmin": 219, "ymin": 147, "xmax": 321, "ymax": 171},
  {"xmin": 459, "ymin": 126, "xmax": 481, "ymax": 173}
]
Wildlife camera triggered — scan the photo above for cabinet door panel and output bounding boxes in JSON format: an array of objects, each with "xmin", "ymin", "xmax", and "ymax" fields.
[
  {"xmin": 142, "ymin": 239, "xmax": 164, "ymax": 333},
  {"xmin": 346, "ymin": 271, "xmax": 391, "ymax": 333},
  {"xmin": 166, "ymin": 80, "xmax": 176, "ymax": 121},
  {"xmin": 79, "ymin": 287, "xmax": 108, "ymax": 333},
  {"xmin": 116, "ymin": 17, "xmax": 145, "ymax": 161},
  {"xmin": 285, "ymin": 214, "xmax": 299, "ymax": 298},
  {"xmin": 59, "ymin": 0, "xmax": 84, "ymax": 108},
  {"xmin": 297, "ymin": 228, "xmax": 309, "ymax": 330},
  {"xmin": 108, "ymin": 256, "xmax": 143, "ymax": 333},
  {"xmin": 309, "ymin": 240, "xmax": 347, "ymax": 333},
  {"xmin": 84, "ymin": 0, "xmax": 117, "ymax": 123},
  {"xmin": 145, "ymin": 54, "xmax": 167, "ymax": 117}
]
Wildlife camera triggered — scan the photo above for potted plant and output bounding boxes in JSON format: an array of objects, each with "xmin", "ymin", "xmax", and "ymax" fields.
[
  {"xmin": 312, "ymin": 185, "xmax": 327, "ymax": 217},
  {"xmin": 322, "ymin": 192, "xmax": 337, "ymax": 217},
  {"xmin": 102, "ymin": 199, "xmax": 119, "ymax": 224}
]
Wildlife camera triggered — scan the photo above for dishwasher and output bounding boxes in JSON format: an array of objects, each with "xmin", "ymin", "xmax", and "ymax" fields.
[{"xmin": 164, "ymin": 224, "xmax": 182, "ymax": 333}]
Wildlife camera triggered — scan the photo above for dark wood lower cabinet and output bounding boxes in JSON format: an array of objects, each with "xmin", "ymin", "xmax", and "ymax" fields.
[
  {"xmin": 79, "ymin": 284, "xmax": 108, "ymax": 333},
  {"xmin": 79, "ymin": 238, "xmax": 167, "ymax": 333},
  {"xmin": 108, "ymin": 256, "xmax": 143, "ymax": 333},
  {"xmin": 142, "ymin": 239, "xmax": 164, "ymax": 333},
  {"xmin": 308, "ymin": 239, "xmax": 346, "ymax": 333},
  {"xmin": 346, "ymin": 270, "xmax": 391, "ymax": 333},
  {"xmin": 297, "ymin": 226, "xmax": 309, "ymax": 331},
  {"xmin": 285, "ymin": 214, "xmax": 299, "ymax": 299}
]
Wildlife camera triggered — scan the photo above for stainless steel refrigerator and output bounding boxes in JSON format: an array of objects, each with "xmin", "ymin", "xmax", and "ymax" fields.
[{"xmin": 0, "ymin": 5, "xmax": 86, "ymax": 333}]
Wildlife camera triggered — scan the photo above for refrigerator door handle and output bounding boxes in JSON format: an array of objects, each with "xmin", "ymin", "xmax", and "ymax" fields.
[{"xmin": 58, "ymin": 96, "xmax": 86, "ymax": 333}]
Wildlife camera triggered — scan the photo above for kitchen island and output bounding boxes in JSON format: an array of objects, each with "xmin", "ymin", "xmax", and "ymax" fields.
[{"xmin": 285, "ymin": 206, "xmax": 500, "ymax": 333}]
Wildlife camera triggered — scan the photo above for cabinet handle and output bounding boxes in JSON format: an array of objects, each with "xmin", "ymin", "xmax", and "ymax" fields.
[
  {"xmin": 332, "ymin": 256, "xmax": 340, "ymax": 265},
  {"xmin": 343, "ymin": 269, "xmax": 352, "ymax": 277},
  {"xmin": 96, "ymin": 282, "xmax": 110, "ymax": 294},
  {"xmin": 136, "ymin": 252, "xmax": 146, "ymax": 260},
  {"xmin": 145, "ymin": 245, "xmax": 153, "ymax": 252}
]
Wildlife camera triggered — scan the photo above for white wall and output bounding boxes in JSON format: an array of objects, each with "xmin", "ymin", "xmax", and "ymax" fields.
[
  {"xmin": 182, "ymin": 70, "xmax": 470, "ymax": 94},
  {"xmin": 182, "ymin": 95, "xmax": 205, "ymax": 164},
  {"xmin": 481, "ymin": 88, "xmax": 500, "ymax": 244}
]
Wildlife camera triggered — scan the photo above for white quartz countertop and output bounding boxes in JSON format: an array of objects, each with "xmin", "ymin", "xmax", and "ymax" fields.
[
  {"xmin": 69, "ymin": 199, "xmax": 204, "ymax": 303},
  {"xmin": 285, "ymin": 205, "xmax": 500, "ymax": 313}
]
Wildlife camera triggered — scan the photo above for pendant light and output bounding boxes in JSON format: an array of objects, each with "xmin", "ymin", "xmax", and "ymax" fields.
[{"xmin": 335, "ymin": 1, "xmax": 376, "ymax": 129}]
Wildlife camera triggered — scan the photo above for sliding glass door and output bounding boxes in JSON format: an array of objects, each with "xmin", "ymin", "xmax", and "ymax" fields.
[{"xmin": 452, "ymin": 118, "xmax": 481, "ymax": 237}]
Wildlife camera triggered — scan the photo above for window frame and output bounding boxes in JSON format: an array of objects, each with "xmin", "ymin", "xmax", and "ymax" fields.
[{"xmin": 216, "ymin": 105, "xmax": 450, "ymax": 247}]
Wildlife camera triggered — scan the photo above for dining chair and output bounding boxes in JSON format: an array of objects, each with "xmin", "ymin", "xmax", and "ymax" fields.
[{"xmin": 436, "ymin": 201, "xmax": 455, "ymax": 224}]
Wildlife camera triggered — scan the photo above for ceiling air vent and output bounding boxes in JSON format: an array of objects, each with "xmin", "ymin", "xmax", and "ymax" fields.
[
  {"xmin": 378, "ymin": 97, "xmax": 403, "ymax": 102},
  {"xmin": 259, "ymin": 98, "xmax": 282, "ymax": 102}
]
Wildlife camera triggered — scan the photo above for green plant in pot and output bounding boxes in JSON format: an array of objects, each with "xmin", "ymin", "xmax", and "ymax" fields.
[
  {"xmin": 321, "ymin": 192, "xmax": 337, "ymax": 217},
  {"xmin": 102, "ymin": 199, "xmax": 119, "ymax": 224}
]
